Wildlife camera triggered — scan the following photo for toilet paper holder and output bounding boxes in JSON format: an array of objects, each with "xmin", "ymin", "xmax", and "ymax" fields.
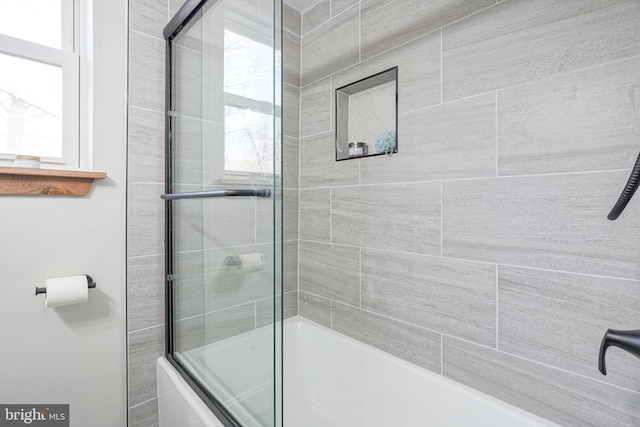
[{"xmin": 35, "ymin": 274, "xmax": 97, "ymax": 296}]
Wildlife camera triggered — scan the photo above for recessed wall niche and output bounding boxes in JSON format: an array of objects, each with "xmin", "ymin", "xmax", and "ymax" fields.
[{"xmin": 335, "ymin": 67, "xmax": 398, "ymax": 161}]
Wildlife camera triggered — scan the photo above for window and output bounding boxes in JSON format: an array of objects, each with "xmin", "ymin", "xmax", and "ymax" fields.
[
  {"xmin": 0, "ymin": 1, "xmax": 82, "ymax": 168},
  {"xmin": 224, "ymin": 28, "xmax": 277, "ymax": 176}
]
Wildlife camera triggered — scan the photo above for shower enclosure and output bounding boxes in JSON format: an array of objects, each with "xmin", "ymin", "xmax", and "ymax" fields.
[{"xmin": 162, "ymin": 0, "xmax": 283, "ymax": 426}]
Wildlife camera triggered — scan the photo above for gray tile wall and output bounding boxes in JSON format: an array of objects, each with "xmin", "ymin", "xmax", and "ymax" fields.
[
  {"xmin": 297, "ymin": 0, "xmax": 640, "ymax": 425},
  {"xmin": 127, "ymin": 1, "xmax": 168, "ymax": 424},
  {"xmin": 127, "ymin": 2, "xmax": 301, "ymax": 426}
]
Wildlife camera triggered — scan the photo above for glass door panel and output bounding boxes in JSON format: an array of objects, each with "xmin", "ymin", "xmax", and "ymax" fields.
[{"xmin": 165, "ymin": 0, "xmax": 282, "ymax": 426}]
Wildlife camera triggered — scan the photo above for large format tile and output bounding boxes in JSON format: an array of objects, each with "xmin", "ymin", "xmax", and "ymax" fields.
[
  {"xmin": 299, "ymin": 291, "xmax": 331, "ymax": 328},
  {"xmin": 128, "ymin": 107, "xmax": 165, "ymax": 184},
  {"xmin": 332, "ymin": 302, "xmax": 442, "ymax": 373},
  {"xmin": 255, "ymin": 291, "xmax": 298, "ymax": 328},
  {"xmin": 301, "ymin": 5, "xmax": 359, "ymax": 85},
  {"xmin": 169, "ymin": 0, "xmax": 183, "ymax": 18},
  {"xmin": 129, "ymin": 325, "xmax": 165, "ymax": 406},
  {"xmin": 498, "ymin": 56, "xmax": 640, "ymax": 176},
  {"xmin": 299, "ymin": 241, "xmax": 360, "ymax": 305},
  {"xmin": 173, "ymin": 250, "xmax": 205, "ymax": 320},
  {"xmin": 200, "ymin": 122, "xmax": 225, "ymax": 185},
  {"xmin": 128, "ymin": 183, "xmax": 164, "ymax": 257},
  {"xmin": 332, "ymin": 183, "xmax": 441, "ymax": 255},
  {"xmin": 362, "ymin": 249, "xmax": 496, "ymax": 346},
  {"xmin": 361, "ymin": 93, "xmax": 496, "ymax": 184},
  {"xmin": 300, "ymin": 77, "xmax": 332, "ymax": 137},
  {"xmin": 284, "ymin": 188, "xmax": 299, "ymax": 242},
  {"xmin": 257, "ymin": 188, "xmax": 297, "ymax": 243},
  {"xmin": 301, "ymin": 0, "xmax": 330, "ymax": 36},
  {"xmin": 128, "ymin": 398, "xmax": 159, "ymax": 427},
  {"xmin": 443, "ymin": 337, "xmax": 640, "ymax": 427},
  {"xmin": 173, "ymin": 188, "xmax": 204, "ymax": 253},
  {"xmin": 130, "ymin": 0, "xmax": 167, "ymax": 38},
  {"xmin": 361, "ymin": 0, "xmax": 493, "ymax": 60},
  {"xmin": 283, "ymin": 30, "xmax": 301, "ymax": 87},
  {"xmin": 284, "ymin": 83, "xmax": 300, "ymax": 138},
  {"xmin": 299, "ymin": 132, "xmax": 359, "ymax": 188},
  {"xmin": 443, "ymin": 172, "xmax": 640, "ymax": 280},
  {"xmin": 174, "ymin": 315, "xmax": 204, "ymax": 353},
  {"xmin": 284, "ymin": 136, "xmax": 299, "ymax": 189},
  {"xmin": 204, "ymin": 244, "xmax": 274, "ymax": 312},
  {"xmin": 129, "ymin": 31, "xmax": 165, "ymax": 112},
  {"xmin": 284, "ymin": 241, "xmax": 298, "ymax": 293},
  {"xmin": 172, "ymin": 116, "xmax": 204, "ymax": 187},
  {"xmin": 499, "ymin": 266, "xmax": 640, "ymax": 391},
  {"xmin": 443, "ymin": 0, "xmax": 640, "ymax": 101},
  {"xmin": 128, "ymin": 255, "xmax": 165, "ymax": 331},
  {"xmin": 256, "ymin": 187, "xmax": 281, "ymax": 243},
  {"xmin": 332, "ymin": 32, "xmax": 441, "ymax": 115},
  {"xmin": 203, "ymin": 197, "xmax": 256, "ymax": 249},
  {"xmin": 173, "ymin": 45, "xmax": 203, "ymax": 120},
  {"xmin": 234, "ymin": 0, "xmax": 260, "ymax": 15},
  {"xmin": 300, "ymin": 189, "xmax": 331, "ymax": 242},
  {"xmin": 284, "ymin": 3, "xmax": 301, "ymax": 36},
  {"xmin": 331, "ymin": 0, "xmax": 358, "ymax": 17},
  {"xmin": 204, "ymin": 303, "xmax": 256, "ymax": 344}
]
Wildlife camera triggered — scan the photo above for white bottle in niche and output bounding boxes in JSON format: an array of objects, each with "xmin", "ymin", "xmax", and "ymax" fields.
[{"xmin": 348, "ymin": 142, "xmax": 368, "ymax": 158}]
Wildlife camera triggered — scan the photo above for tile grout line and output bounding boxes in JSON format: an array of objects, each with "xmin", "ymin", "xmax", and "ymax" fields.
[
  {"xmin": 175, "ymin": 301, "xmax": 257, "ymax": 322},
  {"xmin": 300, "ymin": 1, "xmax": 359, "ymax": 39},
  {"xmin": 129, "ymin": 396, "xmax": 158, "ymax": 410},
  {"xmin": 129, "ymin": 322, "xmax": 165, "ymax": 335},
  {"xmin": 443, "ymin": 52, "xmax": 640, "ymax": 107},
  {"xmin": 300, "ymin": 1, "xmax": 500, "ymax": 89},
  {"xmin": 129, "ymin": 28, "xmax": 165, "ymax": 43},
  {"xmin": 297, "ymin": 238, "xmax": 640, "ymax": 283},
  {"xmin": 447, "ymin": 334, "xmax": 640, "ymax": 396},
  {"xmin": 129, "ymin": 104, "xmax": 165, "ymax": 115},
  {"xmin": 319, "ymin": 295, "xmax": 640, "ymax": 396},
  {"xmin": 297, "ymin": 166, "xmax": 630, "ymax": 191}
]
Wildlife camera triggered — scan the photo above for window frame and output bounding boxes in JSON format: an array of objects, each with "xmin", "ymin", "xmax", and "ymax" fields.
[
  {"xmin": 0, "ymin": 0, "xmax": 83, "ymax": 169},
  {"xmin": 220, "ymin": 17, "xmax": 281, "ymax": 182}
]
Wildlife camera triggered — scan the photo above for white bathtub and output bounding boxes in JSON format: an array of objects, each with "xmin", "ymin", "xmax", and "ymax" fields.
[{"xmin": 157, "ymin": 316, "xmax": 559, "ymax": 427}]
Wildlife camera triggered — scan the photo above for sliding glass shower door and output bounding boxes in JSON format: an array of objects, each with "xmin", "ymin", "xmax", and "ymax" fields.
[{"xmin": 163, "ymin": 0, "xmax": 283, "ymax": 425}]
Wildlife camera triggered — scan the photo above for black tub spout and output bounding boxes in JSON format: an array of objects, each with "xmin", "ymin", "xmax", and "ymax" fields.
[{"xmin": 598, "ymin": 329, "xmax": 640, "ymax": 375}]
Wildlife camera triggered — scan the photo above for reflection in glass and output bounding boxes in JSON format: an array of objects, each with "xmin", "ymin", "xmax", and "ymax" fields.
[{"xmin": 167, "ymin": 1, "xmax": 282, "ymax": 426}]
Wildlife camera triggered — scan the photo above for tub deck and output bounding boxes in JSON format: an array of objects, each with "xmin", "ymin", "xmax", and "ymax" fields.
[{"xmin": 158, "ymin": 316, "xmax": 559, "ymax": 427}]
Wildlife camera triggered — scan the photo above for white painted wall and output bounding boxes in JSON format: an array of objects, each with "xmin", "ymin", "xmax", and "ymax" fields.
[{"xmin": 0, "ymin": 1, "xmax": 127, "ymax": 426}]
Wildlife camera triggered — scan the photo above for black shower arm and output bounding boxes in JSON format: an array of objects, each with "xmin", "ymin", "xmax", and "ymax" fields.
[{"xmin": 607, "ymin": 151, "xmax": 640, "ymax": 221}]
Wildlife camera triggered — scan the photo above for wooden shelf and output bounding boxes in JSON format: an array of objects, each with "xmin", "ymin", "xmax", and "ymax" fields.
[{"xmin": 0, "ymin": 166, "xmax": 107, "ymax": 196}]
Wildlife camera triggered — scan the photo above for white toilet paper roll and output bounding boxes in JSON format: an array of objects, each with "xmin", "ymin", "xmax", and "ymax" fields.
[
  {"xmin": 45, "ymin": 275, "xmax": 89, "ymax": 308},
  {"xmin": 237, "ymin": 253, "xmax": 266, "ymax": 273}
]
